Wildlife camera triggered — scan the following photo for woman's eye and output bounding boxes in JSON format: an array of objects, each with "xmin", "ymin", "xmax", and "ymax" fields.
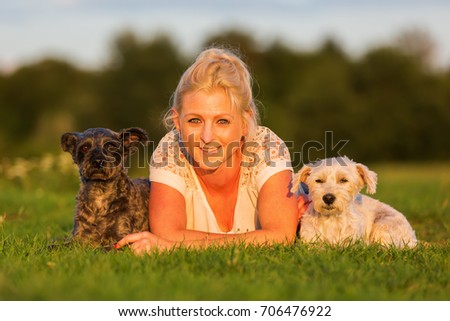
[
  {"xmin": 217, "ymin": 119, "xmax": 230, "ymax": 125},
  {"xmin": 188, "ymin": 118, "xmax": 201, "ymax": 124}
]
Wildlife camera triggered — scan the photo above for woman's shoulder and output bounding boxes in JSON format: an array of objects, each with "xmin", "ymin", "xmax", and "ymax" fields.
[
  {"xmin": 150, "ymin": 131, "xmax": 189, "ymax": 173},
  {"xmin": 150, "ymin": 130, "xmax": 195, "ymax": 191},
  {"xmin": 242, "ymin": 126, "xmax": 292, "ymax": 189},
  {"xmin": 158, "ymin": 129, "xmax": 178, "ymax": 143},
  {"xmin": 250, "ymin": 126, "xmax": 290, "ymax": 157},
  {"xmin": 252, "ymin": 126, "xmax": 285, "ymax": 143},
  {"xmin": 151, "ymin": 130, "xmax": 177, "ymax": 162}
]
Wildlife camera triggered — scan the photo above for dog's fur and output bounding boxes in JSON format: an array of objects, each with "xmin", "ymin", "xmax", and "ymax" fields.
[
  {"xmin": 293, "ymin": 156, "xmax": 417, "ymax": 248},
  {"xmin": 61, "ymin": 127, "xmax": 150, "ymax": 247}
]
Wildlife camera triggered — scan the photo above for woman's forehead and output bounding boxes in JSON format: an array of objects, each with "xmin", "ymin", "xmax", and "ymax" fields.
[{"xmin": 181, "ymin": 88, "xmax": 237, "ymax": 116}]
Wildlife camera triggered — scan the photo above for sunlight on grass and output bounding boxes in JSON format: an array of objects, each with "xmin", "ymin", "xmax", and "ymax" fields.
[{"xmin": 0, "ymin": 156, "xmax": 449, "ymax": 300}]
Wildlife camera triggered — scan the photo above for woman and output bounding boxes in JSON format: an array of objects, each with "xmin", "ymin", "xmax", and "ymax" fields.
[{"xmin": 116, "ymin": 47, "xmax": 309, "ymax": 254}]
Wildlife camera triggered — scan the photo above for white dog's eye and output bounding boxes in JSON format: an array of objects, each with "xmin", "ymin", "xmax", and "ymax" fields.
[
  {"xmin": 339, "ymin": 178, "xmax": 348, "ymax": 183},
  {"xmin": 315, "ymin": 179, "xmax": 324, "ymax": 183}
]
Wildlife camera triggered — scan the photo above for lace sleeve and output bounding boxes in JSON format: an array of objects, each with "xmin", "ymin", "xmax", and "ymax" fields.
[
  {"xmin": 150, "ymin": 131, "xmax": 193, "ymax": 194},
  {"xmin": 248, "ymin": 127, "xmax": 293, "ymax": 191}
]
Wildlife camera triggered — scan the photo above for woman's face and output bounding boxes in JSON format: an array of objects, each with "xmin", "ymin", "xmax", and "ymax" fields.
[{"xmin": 173, "ymin": 88, "xmax": 246, "ymax": 171}]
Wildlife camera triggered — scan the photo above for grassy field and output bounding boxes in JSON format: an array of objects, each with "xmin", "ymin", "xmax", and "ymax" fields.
[{"xmin": 0, "ymin": 155, "xmax": 449, "ymax": 300}]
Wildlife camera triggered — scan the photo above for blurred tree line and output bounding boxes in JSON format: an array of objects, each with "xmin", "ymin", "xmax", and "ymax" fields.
[{"xmin": 0, "ymin": 29, "xmax": 449, "ymax": 164}]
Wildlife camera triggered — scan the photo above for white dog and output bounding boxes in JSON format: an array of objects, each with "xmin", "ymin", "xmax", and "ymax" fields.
[{"xmin": 293, "ymin": 156, "xmax": 417, "ymax": 248}]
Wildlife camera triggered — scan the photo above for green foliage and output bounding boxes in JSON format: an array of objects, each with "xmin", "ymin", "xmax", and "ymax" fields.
[
  {"xmin": 0, "ymin": 29, "xmax": 449, "ymax": 161},
  {"xmin": 96, "ymin": 32, "xmax": 186, "ymax": 138},
  {"xmin": 0, "ymin": 59, "xmax": 97, "ymax": 155},
  {"xmin": 0, "ymin": 157, "xmax": 449, "ymax": 300}
]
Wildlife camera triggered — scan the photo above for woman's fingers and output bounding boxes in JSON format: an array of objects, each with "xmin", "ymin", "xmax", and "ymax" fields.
[
  {"xmin": 114, "ymin": 231, "xmax": 174, "ymax": 254},
  {"xmin": 130, "ymin": 241, "xmax": 152, "ymax": 256},
  {"xmin": 114, "ymin": 231, "xmax": 152, "ymax": 249}
]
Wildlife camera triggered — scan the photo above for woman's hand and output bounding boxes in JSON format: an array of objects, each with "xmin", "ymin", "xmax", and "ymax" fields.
[
  {"xmin": 114, "ymin": 231, "xmax": 174, "ymax": 255},
  {"xmin": 297, "ymin": 194, "xmax": 311, "ymax": 221}
]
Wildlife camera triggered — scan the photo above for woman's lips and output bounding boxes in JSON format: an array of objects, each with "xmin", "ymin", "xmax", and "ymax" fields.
[
  {"xmin": 200, "ymin": 146, "xmax": 220, "ymax": 154},
  {"xmin": 199, "ymin": 141, "xmax": 223, "ymax": 155}
]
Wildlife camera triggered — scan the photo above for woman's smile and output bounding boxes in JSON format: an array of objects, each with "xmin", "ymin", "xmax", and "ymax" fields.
[
  {"xmin": 174, "ymin": 87, "xmax": 246, "ymax": 170},
  {"xmin": 200, "ymin": 145, "xmax": 220, "ymax": 155}
]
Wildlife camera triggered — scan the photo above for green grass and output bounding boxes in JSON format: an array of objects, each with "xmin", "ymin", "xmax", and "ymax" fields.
[{"xmin": 0, "ymin": 156, "xmax": 449, "ymax": 300}]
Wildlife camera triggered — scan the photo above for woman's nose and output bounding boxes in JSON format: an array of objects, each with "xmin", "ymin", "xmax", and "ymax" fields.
[{"xmin": 200, "ymin": 123, "xmax": 214, "ymax": 143}]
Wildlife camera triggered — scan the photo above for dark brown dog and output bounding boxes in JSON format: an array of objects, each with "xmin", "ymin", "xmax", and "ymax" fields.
[{"xmin": 61, "ymin": 127, "xmax": 150, "ymax": 248}]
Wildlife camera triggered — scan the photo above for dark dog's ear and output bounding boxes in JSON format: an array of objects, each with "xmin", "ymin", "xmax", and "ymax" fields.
[
  {"xmin": 119, "ymin": 127, "xmax": 149, "ymax": 154},
  {"xmin": 61, "ymin": 132, "xmax": 80, "ymax": 158}
]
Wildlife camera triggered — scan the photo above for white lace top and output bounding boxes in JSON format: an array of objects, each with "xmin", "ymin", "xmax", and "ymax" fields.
[{"xmin": 150, "ymin": 126, "xmax": 292, "ymax": 234}]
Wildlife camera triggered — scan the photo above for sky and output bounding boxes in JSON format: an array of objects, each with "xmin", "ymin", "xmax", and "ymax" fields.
[{"xmin": 1, "ymin": 0, "xmax": 450, "ymax": 72}]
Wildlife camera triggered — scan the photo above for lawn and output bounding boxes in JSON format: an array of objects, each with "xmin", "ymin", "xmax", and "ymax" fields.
[{"xmin": 0, "ymin": 155, "xmax": 449, "ymax": 300}]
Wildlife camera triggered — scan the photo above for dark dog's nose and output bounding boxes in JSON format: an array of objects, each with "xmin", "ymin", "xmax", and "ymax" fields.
[
  {"xmin": 92, "ymin": 159, "xmax": 103, "ymax": 168},
  {"xmin": 322, "ymin": 193, "xmax": 336, "ymax": 205}
]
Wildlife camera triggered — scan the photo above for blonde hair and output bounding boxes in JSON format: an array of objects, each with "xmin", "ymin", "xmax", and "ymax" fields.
[{"xmin": 163, "ymin": 47, "xmax": 260, "ymax": 139}]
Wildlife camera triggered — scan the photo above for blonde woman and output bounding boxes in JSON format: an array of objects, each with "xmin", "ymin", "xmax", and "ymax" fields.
[{"xmin": 116, "ymin": 47, "xmax": 309, "ymax": 254}]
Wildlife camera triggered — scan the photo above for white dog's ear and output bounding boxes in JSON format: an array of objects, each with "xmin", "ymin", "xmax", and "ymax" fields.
[
  {"xmin": 356, "ymin": 163, "xmax": 377, "ymax": 194},
  {"xmin": 298, "ymin": 165, "xmax": 312, "ymax": 183},
  {"xmin": 291, "ymin": 165, "xmax": 311, "ymax": 194}
]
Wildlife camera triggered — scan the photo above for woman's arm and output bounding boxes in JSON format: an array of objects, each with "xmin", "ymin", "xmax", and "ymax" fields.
[
  {"xmin": 255, "ymin": 170, "xmax": 299, "ymax": 243},
  {"xmin": 115, "ymin": 170, "xmax": 299, "ymax": 254}
]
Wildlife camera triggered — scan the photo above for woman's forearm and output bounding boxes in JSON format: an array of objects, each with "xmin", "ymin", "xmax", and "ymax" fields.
[{"xmin": 163, "ymin": 227, "xmax": 296, "ymax": 249}]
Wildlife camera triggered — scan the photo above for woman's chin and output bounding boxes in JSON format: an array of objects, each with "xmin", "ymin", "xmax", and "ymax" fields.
[
  {"xmin": 194, "ymin": 158, "xmax": 225, "ymax": 171},
  {"xmin": 192, "ymin": 148, "xmax": 239, "ymax": 171}
]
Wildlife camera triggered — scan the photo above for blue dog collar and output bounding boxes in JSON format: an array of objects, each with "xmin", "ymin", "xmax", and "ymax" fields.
[{"xmin": 296, "ymin": 182, "xmax": 309, "ymax": 197}]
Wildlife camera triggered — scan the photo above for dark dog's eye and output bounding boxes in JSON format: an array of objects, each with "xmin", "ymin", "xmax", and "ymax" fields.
[
  {"xmin": 315, "ymin": 179, "xmax": 324, "ymax": 183},
  {"xmin": 79, "ymin": 144, "xmax": 90, "ymax": 153},
  {"xmin": 104, "ymin": 141, "xmax": 118, "ymax": 151},
  {"xmin": 339, "ymin": 178, "xmax": 348, "ymax": 183}
]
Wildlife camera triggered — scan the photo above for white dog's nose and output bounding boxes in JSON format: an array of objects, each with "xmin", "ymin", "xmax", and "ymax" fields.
[{"xmin": 322, "ymin": 193, "xmax": 336, "ymax": 205}]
